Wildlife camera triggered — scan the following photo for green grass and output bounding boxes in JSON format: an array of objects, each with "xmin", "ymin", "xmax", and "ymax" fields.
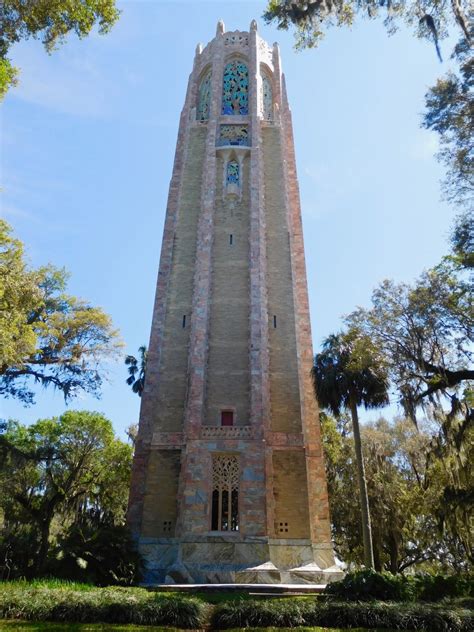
[
  {"xmin": 0, "ymin": 582, "xmax": 472, "ymax": 631},
  {"xmin": 0, "ymin": 582, "xmax": 203, "ymax": 628},
  {"xmin": 0, "ymin": 624, "xmax": 404, "ymax": 632}
]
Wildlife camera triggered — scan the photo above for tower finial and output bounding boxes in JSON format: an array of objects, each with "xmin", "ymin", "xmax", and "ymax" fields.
[
  {"xmin": 196, "ymin": 43, "xmax": 203, "ymax": 55},
  {"xmin": 216, "ymin": 19, "xmax": 225, "ymax": 35},
  {"xmin": 250, "ymin": 19, "xmax": 258, "ymax": 31}
]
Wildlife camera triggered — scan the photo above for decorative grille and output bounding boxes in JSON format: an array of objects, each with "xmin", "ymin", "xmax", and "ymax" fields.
[
  {"xmin": 197, "ymin": 70, "xmax": 211, "ymax": 121},
  {"xmin": 217, "ymin": 124, "xmax": 249, "ymax": 146},
  {"xmin": 211, "ymin": 455, "xmax": 239, "ymax": 531}
]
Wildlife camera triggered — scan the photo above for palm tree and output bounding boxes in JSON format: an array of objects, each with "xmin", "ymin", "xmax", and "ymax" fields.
[
  {"xmin": 312, "ymin": 329, "xmax": 390, "ymax": 569},
  {"xmin": 125, "ymin": 345, "xmax": 147, "ymax": 397}
]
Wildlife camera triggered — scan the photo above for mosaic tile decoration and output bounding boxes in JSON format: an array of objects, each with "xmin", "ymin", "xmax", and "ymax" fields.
[
  {"xmin": 218, "ymin": 124, "xmax": 249, "ymax": 146},
  {"xmin": 197, "ymin": 70, "xmax": 211, "ymax": 120},
  {"xmin": 262, "ymin": 74, "xmax": 273, "ymax": 120},
  {"xmin": 222, "ymin": 60, "xmax": 249, "ymax": 115}
]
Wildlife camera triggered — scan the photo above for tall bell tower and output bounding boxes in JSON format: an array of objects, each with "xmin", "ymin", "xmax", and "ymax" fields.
[{"xmin": 128, "ymin": 19, "xmax": 341, "ymax": 584}]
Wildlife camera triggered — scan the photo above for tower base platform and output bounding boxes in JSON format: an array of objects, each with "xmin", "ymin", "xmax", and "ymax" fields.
[{"xmin": 138, "ymin": 536, "xmax": 344, "ymax": 585}]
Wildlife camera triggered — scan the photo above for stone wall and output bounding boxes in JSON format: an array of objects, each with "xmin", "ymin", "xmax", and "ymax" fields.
[
  {"xmin": 149, "ymin": 127, "xmax": 206, "ymax": 433},
  {"xmin": 263, "ymin": 126, "xmax": 301, "ymax": 434},
  {"xmin": 204, "ymin": 154, "xmax": 251, "ymax": 426},
  {"xmin": 141, "ymin": 449, "xmax": 181, "ymax": 537}
]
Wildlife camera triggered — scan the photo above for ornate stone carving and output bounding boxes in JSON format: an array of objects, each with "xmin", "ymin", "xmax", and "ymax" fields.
[
  {"xmin": 201, "ymin": 426, "xmax": 252, "ymax": 439},
  {"xmin": 224, "ymin": 31, "xmax": 249, "ymax": 46}
]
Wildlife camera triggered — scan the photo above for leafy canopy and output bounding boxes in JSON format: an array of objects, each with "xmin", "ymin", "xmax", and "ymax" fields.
[
  {"xmin": 423, "ymin": 40, "xmax": 474, "ymax": 209},
  {"xmin": 0, "ymin": 410, "xmax": 134, "ymax": 578},
  {"xmin": 313, "ymin": 329, "xmax": 390, "ymax": 415},
  {"xmin": 0, "ymin": 220, "xmax": 122, "ymax": 405},
  {"xmin": 264, "ymin": 0, "xmax": 471, "ymax": 57},
  {"xmin": 0, "ymin": 0, "xmax": 120, "ymax": 100}
]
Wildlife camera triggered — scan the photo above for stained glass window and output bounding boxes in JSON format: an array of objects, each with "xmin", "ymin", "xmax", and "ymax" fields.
[
  {"xmin": 197, "ymin": 70, "xmax": 211, "ymax": 120},
  {"xmin": 222, "ymin": 60, "xmax": 249, "ymax": 115},
  {"xmin": 262, "ymin": 75, "xmax": 273, "ymax": 120},
  {"xmin": 226, "ymin": 161, "xmax": 240, "ymax": 185}
]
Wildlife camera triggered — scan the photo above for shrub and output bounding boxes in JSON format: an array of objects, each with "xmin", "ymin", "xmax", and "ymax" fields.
[
  {"xmin": 324, "ymin": 568, "xmax": 474, "ymax": 602},
  {"xmin": 211, "ymin": 598, "xmax": 473, "ymax": 631},
  {"xmin": 0, "ymin": 583, "xmax": 204, "ymax": 628},
  {"xmin": 324, "ymin": 568, "xmax": 416, "ymax": 601}
]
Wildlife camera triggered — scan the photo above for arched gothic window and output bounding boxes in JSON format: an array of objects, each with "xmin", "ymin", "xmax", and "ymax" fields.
[
  {"xmin": 211, "ymin": 455, "xmax": 239, "ymax": 531},
  {"xmin": 197, "ymin": 70, "xmax": 211, "ymax": 120},
  {"xmin": 222, "ymin": 60, "xmax": 249, "ymax": 115},
  {"xmin": 226, "ymin": 160, "xmax": 240, "ymax": 185},
  {"xmin": 261, "ymin": 74, "xmax": 273, "ymax": 120}
]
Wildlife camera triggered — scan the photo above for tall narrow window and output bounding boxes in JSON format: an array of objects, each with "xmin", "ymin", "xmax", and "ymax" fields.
[
  {"xmin": 182, "ymin": 315, "xmax": 186, "ymax": 328},
  {"xmin": 226, "ymin": 160, "xmax": 239, "ymax": 185},
  {"xmin": 261, "ymin": 74, "xmax": 273, "ymax": 120},
  {"xmin": 197, "ymin": 70, "xmax": 211, "ymax": 120},
  {"xmin": 229, "ymin": 234, "xmax": 233, "ymax": 245},
  {"xmin": 222, "ymin": 60, "xmax": 249, "ymax": 115},
  {"xmin": 211, "ymin": 455, "xmax": 239, "ymax": 531},
  {"xmin": 273, "ymin": 315, "xmax": 277, "ymax": 328}
]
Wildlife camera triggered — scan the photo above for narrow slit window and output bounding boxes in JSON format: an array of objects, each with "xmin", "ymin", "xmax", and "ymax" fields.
[
  {"xmin": 229, "ymin": 234, "xmax": 233, "ymax": 245},
  {"xmin": 182, "ymin": 315, "xmax": 186, "ymax": 328},
  {"xmin": 273, "ymin": 315, "xmax": 277, "ymax": 328}
]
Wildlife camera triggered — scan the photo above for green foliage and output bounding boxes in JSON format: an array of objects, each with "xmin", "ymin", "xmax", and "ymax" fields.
[
  {"xmin": 50, "ymin": 520, "xmax": 142, "ymax": 586},
  {"xmin": 0, "ymin": 411, "xmax": 135, "ymax": 580},
  {"xmin": 0, "ymin": 57, "xmax": 18, "ymax": 100},
  {"xmin": 263, "ymin": 0, "xmax": 471, "ymax": 55},
  {"xmin": 423, "ymin": 40, "xmax": 473, "ymax": 209},
  {"xmin": 211, "ymin": 597, "xmax": 473, "ymax": 631},
  {"xmin": 0, "ymin": 584, "xmax": 204, "ymax": 628},
  {"xmin": 450, "ymin": 211, "xmax": 474, "ymax": 269},
  {"xmin": 0, "ymin": 0, "xmax": 120, "ymax": 100},
  {"xmin": 325, "ymin": 569, "xmax": 474, "ymax": 602},
  {"xmin": 0, "ymin": 221, "xmax": 122, "ymax": 405},
  {"xmin": 313, "ymin": 330, "xmax": 389, "ymax": 417},
  {"xmin": 321, "ymin": 413, "xmax": 473, "ymax": 572},
  {"xmin": 124, "ymin": 345, "xmax": 147, "ymax": 397},
  {"xmin": 325, "ymin": 569, "xmax": 414, "ymax": 601}
]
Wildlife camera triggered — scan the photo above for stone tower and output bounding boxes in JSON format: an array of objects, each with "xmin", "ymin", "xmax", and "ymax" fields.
[{"xmin": 128, "ymin": 20, "xmax": 341, "ymax": 584}]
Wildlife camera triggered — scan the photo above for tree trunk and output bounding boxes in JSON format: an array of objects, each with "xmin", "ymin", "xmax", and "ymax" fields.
[
  {"xmin": 349, "ymin": 393, "xmax": 375, "ymax": 569},
  {"xmin": 36, "ymin": 516, "xmax": 52, "ymax": 575}
]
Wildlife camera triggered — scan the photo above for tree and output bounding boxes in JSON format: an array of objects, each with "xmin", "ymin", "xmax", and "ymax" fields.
[
  {"xmin": 0, "ymin": 0, "xmax": 120, "ymax": 100},
  {"xmin": 313, "ymin": 329, "xmax": 390, "ymax": 568},
  {"xmin": 348, "ymin": 264, "xmax": 473, "ymax": 425},
  {"xmin": 0, "ymin": 411, "xmax": 133, "ymax": 577},
  {"xmin": 346, "ymin": 232, "xmax": 473, "ymax": 565},
  {"xmin": 321, "ymin": 412, "xmax": 471, "ymax": 572},
  {"xmin": 263, "ymin": 0, "xmax": 471, "ymax": 56},
  {"xmin": 423, "ymin": 39, "xmax": 474, "ymax": 209},
  {"xmin": 0, "ymin": 220, "xmax": 122, "ymax": 405},
  {"xmin": 125, "ymin": 345, "xmax": 148, "ymax": 397}
]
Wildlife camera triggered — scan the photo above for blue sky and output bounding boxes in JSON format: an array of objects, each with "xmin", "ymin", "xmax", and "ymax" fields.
[{"xmin": 1, "ymin": 1, "xmax": 457, "ymax": 436}]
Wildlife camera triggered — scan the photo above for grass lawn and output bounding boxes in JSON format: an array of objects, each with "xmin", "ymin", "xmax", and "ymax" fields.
[
  {"xmin": 0, "ymin": 624, "xmax": 403, "ymax": 632},
  {"xmin": 0, "ymin": 582, "xmax": 471, "ymax": 631}
]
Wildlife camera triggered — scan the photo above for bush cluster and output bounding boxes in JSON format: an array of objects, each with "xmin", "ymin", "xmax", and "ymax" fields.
[
  {"xmin": 0, "ymin": 581, "xmax": 204, "ymax": 628},
  {"xmin": 324, "ymin": 569, "xmax": 474, "ymax": 602},
  {"xmin": 211, "ymin": 598, "xmax": 474, "ymax": 632}
]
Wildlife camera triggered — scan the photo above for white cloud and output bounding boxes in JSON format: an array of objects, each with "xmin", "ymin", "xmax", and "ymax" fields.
[{"xmin": 9, "ymin": 45, "xmax": 109, "ymax": 117}]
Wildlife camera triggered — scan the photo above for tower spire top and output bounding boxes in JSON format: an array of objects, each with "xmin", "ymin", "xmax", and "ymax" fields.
[{"xmin": 216, "ymin": 19, "xmax": 225, "ymax": 35}]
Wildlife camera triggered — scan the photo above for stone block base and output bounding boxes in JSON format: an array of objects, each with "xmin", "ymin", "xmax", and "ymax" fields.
[{"xmin": 138, "ymin": 536, "xmax": 343, "ymax": 584}]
